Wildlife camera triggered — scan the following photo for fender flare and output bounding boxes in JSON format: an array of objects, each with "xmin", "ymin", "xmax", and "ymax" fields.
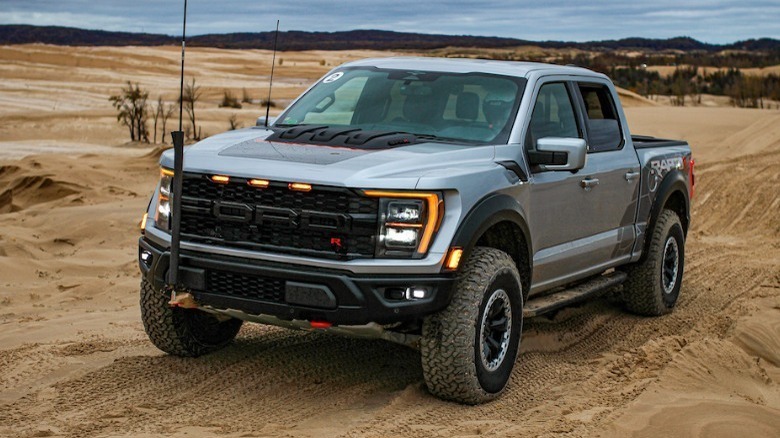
[
  {"xmin": 642, "ymin": 169, "xmax": 690, "ymax": 259},
  {"xmin": 450, "ymin": 193, "xmax": 533, "ymax": 279}
]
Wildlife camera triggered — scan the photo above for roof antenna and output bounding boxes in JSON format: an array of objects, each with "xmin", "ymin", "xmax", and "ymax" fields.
[
  {"xmin": 264, "ymin": 20, "xmax": 280, "ymax": 128},
  {"xmin": 167, "ymin": 0, "xmax": 187, "ymax": 299}
]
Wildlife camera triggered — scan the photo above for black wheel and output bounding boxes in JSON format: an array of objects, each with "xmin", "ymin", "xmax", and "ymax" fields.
[
  {"xmin": 140, "ymin": 279, "xmax": 242, "ymax": 357},
  {"xmin": 620, "ymin": 209, "xmax": 685, "ymax": 316},
  {"xmin": 421, "ymin": 247, "xmax": 523, "ymax": 404}
]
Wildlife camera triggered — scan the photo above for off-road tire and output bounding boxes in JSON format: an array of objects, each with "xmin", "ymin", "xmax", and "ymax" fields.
[
  {"xmin": 140, "ymin": 279, "xmax": 242, "ymax": 357},
  {"xmin": 620, "ymin": 209, "xmax": 685, "ymax": 316},
  {"xmin": 421, "ymin": 247, "xmax": 523, "ymax": 404}
]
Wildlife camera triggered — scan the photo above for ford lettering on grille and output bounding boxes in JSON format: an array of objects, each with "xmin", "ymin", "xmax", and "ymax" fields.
[
  {"xmin": 178, "ymin": 173, "xmax": 378, "ymax": 259},
  {"xmin": 211, "ymin": 201, "xmax": 350, "ymax": 231}
]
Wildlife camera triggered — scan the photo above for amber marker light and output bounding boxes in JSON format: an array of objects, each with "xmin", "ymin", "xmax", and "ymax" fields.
[
  {"xmin": 364, "ymin": 190, "xmax": 440, "ymax": 255},
  {"xmin": 211, "ymin": 175, "xmax": 230, "ymax": 184},
  {"xmin": 140, "ymin": 212, "xmax": 148, "ymax": 231},
  {"xmin": 445, "ymin": 247, "xmax": 463, "ymax": 270},
  {"xmin": 289, "ymin": 182, "xmax": 312, "ymax": 192},
  {"xmin": 160, "ymin": 168, "xmax": 174, "ymax": 177},
  {"xmin": 248, "ymin": 178, "xmax": 270, "ymax": 188}
]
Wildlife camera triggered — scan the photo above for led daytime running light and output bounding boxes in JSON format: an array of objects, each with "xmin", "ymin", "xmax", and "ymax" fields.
[{"xmin": 364, "ymin": 190, "xmax": 440, "ymax": 255}]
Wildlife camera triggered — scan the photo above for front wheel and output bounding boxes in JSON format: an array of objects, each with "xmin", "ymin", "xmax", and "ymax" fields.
[
  {"xmin": 421, "ymin": 247, "xmax": 523, "ymax": 404},
  {"xmin": 140, "ymin": 279, "xmax": 242, "ymax": 357},
  {"xmin": 620, "ymin": 208, "xmax": 685, "ymax": 316}
]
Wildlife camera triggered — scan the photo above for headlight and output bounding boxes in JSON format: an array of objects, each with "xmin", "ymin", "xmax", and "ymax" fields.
[
  {"xmin": 155, "ymin": 167, "xmax": 174, "ymax": 231},
  {"xmin": 364, "ymin": 191, "xmax": 441, "ymax": 258}
]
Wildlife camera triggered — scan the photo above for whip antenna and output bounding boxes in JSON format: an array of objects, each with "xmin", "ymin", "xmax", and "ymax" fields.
[
  {"xmin": 264, "ymin": 20, "xmax": 280, "ymax": 127},
  {"xmin": 167, "ymin": 0, "xmax": 188, "ymax": 295},
  {"xmin": 176, "ymin": 0, "xmax": 187, "ymax": 132}
]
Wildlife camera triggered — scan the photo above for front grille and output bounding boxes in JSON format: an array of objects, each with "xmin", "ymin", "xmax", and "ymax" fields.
[
  {"xmin": 178, "ymin": 174, "xmax": 378, "ymax": 259},
  {"xmin": 206, "ymin": 270, "xmax": 285, "ymax": 303}
]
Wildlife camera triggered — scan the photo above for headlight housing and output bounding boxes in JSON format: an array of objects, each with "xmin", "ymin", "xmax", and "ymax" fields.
[
  {"xmin": 155, "ymin": 167, "xmax": 174, "ymax": 231},
  {"xmin": 364, "ymin": 191, "xmax": 442, "ymax": 258}
]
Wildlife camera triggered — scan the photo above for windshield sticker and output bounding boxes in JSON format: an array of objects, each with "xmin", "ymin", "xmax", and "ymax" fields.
[{"xmin": 322, "ymin": 72, "xmax": 344, "ymax": 83}]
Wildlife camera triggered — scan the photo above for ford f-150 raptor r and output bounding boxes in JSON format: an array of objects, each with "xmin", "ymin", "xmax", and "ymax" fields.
[{"xmin": 138, "ymin": 57, "xmax": 694, "ymax": 404}]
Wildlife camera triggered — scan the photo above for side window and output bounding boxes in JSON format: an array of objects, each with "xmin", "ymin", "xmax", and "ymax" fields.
[
  {"xmin": 526, "ymin": 82, "xmax": 579, "ymax": 150},
  {"xmin": 577, "ymin": 83, "xmax": 623, "ymax": 152}
]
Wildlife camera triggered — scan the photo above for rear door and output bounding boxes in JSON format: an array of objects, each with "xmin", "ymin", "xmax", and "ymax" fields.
[{"xmin": 572, "ymin": 81, "xmax": 640, "ymax": 266}]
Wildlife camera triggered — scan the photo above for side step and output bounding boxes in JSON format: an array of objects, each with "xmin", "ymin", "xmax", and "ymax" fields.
[{"xmin": 523, "ymin": 271, "xmax": 627, "ymax": 318}]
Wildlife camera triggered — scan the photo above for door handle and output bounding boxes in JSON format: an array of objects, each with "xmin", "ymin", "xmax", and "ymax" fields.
[
  {"xmin": 580, "ymin": 177, "xmax": 599, "ymax": 191},
  {"xmin": 625, "ymin": 171, "xmax": 640, "ymax": 182}
]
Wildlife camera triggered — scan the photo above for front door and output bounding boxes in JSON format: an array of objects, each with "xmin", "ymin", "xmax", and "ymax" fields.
[{"xmin": 526, "ymin": 79, "xmax": 639, "ymax": 293}]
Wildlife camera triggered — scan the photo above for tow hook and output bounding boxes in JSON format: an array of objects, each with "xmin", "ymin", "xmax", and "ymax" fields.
[{"xmin": 169, "ymin": 292, "xmax": 198, "ymax": 309}]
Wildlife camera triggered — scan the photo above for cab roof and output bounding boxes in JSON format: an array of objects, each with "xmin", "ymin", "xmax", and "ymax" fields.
[{"xmin": 341, "ymin": 56, "xmax": 605, "ymax": 79}]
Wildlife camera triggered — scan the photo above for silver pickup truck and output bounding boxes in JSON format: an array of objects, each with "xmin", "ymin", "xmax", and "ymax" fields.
[{"xmin": 138, "ymin": 57, "xmax": 694, "ymax": 404}]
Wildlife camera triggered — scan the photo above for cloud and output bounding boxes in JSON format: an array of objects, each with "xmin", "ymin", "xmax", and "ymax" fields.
[{"xmin": 0, "ymin": 0, "xmax": 777, "ymax": 43}]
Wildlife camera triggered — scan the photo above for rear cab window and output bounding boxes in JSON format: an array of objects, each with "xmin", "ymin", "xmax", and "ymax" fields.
[{"xmin": 576, "ymin": 83, "xmax": 624, "ymax": 152}]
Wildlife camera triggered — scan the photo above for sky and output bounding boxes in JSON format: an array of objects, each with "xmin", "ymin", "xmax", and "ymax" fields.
[{"xmin": 0, "ymin": 0, "xmax": 778, "ymax": 44}]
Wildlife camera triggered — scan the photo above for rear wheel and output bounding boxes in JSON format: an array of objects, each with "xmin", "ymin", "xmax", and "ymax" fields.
[
  {"xmin": 621, "ymin": 209, "xmax": 685, "ymax": 316},
  {"xmin": 140, "ymin": 279, "xmax": 242, "ymax": 357},
  {"xmin": 421, "ymin": 247, "xmax": 523, "ymax": 404}
]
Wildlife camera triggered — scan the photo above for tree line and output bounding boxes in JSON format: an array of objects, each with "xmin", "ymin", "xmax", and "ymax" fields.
[
  {"xmin": 605, "ymin": 65, "xmax": 780, "ymax": 108},
  {"xmin": 452, "ymin": 49, "xmax": 780, "ymax": 108}
]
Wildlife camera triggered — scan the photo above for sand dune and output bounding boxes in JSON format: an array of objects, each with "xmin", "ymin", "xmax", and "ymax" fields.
[{"xmin": 0, "ymin": 44, "xmax": 779, "ymax": 438}]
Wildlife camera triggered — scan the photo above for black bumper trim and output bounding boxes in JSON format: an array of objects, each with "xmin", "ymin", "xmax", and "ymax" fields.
[{"xmin": 139, "ymin": 237, "xmax": 456, "ymax": 325}]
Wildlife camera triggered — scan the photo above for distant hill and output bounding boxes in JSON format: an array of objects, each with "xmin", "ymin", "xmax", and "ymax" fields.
[{"xmin": 1, "ymin": 24, "xmax": 778, "ymax": 52}]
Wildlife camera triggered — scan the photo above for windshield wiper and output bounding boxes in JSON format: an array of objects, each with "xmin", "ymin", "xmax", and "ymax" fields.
[{"xmin": 409, "ymin": 133, "xmax": 482, "ymax": 145}]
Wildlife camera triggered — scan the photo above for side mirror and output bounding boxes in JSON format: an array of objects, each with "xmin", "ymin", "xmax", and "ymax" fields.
[
  {"xmin": 256, "ymin": 116, "xmax": 277, "ymax": 127},
  {"xmin": 529, "ymin": 137, "xmax": 587, "ymax": 171}
]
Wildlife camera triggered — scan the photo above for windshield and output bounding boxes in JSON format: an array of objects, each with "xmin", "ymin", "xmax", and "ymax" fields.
[{"xmin": 276, "ymin": 67, "xmax": 525, "ymax": 145}]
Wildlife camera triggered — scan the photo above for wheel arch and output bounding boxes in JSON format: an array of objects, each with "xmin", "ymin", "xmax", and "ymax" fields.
[
  {"xmin": 450, "ymin": 193, "xmax": 532, "ymax": 299},
  {"xmin": 642, "ymin": 169, "xmax": 690, "ymax": 261}
]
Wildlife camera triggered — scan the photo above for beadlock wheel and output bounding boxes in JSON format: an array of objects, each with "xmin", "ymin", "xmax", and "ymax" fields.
[
  {"xmin": 661, "ymin": 237, "xmax": 680, "ymax": 295},
  {"xmin": 479, "ymin": 288, "xmax": 512, "ymax": 372}
]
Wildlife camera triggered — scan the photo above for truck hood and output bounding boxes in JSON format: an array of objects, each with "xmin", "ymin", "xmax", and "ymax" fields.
[{"xmin": 160, "ymin": 127, "xmax": 498, "ymax": 189}]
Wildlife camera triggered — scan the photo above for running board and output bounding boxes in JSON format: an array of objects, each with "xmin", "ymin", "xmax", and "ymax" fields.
[{"xmin": 523, "ymin": 271, "xmax": 627, "ymax": 318}]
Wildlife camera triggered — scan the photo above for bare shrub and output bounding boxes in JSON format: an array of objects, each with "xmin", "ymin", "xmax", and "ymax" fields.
[
  {"xmin": 228, "ymin": 114, "xmax": 241, "ymax": 130},
  {"xmin": 151, "ymin": 97, "xmax": 175, "ymax": 144},
  {"xmin": 183, "ymin": 78, "xmax": 202, "ymax": 140},
  {"xmin": 260, "ymin": 98, "xmax": 277, "ymax": 108},
  {"xmin": 219, "ymin": 90, "xmax": 242, "ymax": 109},
  {"xmin": 109, "ymin": 81, "xmax": 150, "ymax": 142},
  {"xmin": 241, "ymin": 88, "xmax": 253, "ymax": 103}
]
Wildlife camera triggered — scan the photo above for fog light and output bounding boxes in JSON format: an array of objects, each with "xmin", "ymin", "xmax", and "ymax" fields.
[
  {"xmin": 405, "ymin": 287, "xmax": 428, "ymax": 300},
  {"xmin": 140, "ymin": 249, "xmax": 153, "ymax": 268}
]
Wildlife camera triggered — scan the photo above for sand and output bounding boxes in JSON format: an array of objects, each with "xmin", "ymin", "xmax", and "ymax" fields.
[{"xmin": 0, "ymin": 45, "xmax": 779, "ymax": 438}]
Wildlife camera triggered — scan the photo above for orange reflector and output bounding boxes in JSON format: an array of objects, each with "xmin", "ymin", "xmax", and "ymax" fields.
[
  {"xmin": 140, "ymin": 212, "xmax": 148, "ymax": 231},
  {"xmin": 161, "ymin": 168, "xmax": 174, "ymax": 177},
  {"xmin": 289, "ymin": 182, "xmax": 312, "ymax": 192},
  {"xmin": 310, "ymin": 320, "xmax": 332, "ymax": 329},
  {"xmin": 211, "ymin": 175, "xmax": 230, "ymax": 184},
  {"xmin": 445, "ymin": 248, "xmax": 463, "ymax": 270},
  {"xmin": 248, "ymin": 178, "xmax": 270, "ymax": 188}
]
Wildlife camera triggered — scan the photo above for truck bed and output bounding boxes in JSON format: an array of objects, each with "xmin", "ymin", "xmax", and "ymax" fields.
[{"xmin": 632, "ymin": 135, "xmax": 688, "ymax": 149}]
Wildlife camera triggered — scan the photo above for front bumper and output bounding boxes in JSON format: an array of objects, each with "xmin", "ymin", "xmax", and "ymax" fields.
[{"xmin": 138, "ymin": 237, "xmax": 456, "ymax": 325}]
